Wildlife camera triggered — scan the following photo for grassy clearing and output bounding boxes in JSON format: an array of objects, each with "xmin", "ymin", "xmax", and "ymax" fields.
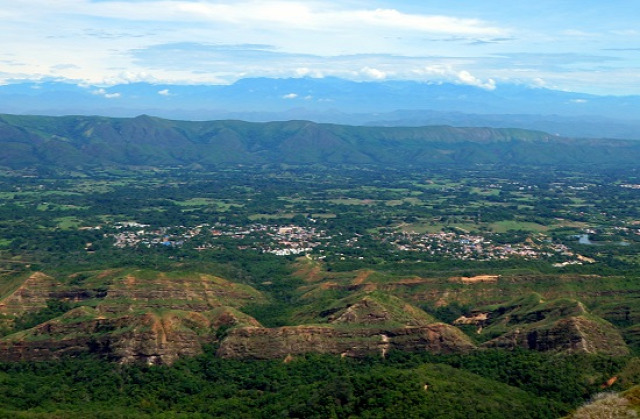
[
  {"xmin": 14, "ymin": 190, "xmax": 81, "ymax": 198},
  {"xmin": 489, "ymin": 220, "xmax": 548, "ymax": 233},
  {"xmin": 37, "ymin": 203, "xmax": 88, "ymax": 211},
  {"xmin": 55, "ymin": 217, "xmax": 82, "ymax": 230},
  {"xmin": 470, "ymin": 187, "xmax": 501, "ymax": 196},
  {"xmin": 70, "ymin": 181, "xmax": 121, "ymax": 193},
  {"xmin": 327, "ymin": 198, "xmax": 377, "ymax": 205},
  {"xmin": 249, "ymin": 213, "xmax": 297, "ymax": 220},
  {"xmin": 360, "ymin": 186, "xmax": 410, "ymax": 193},
  {"xmin": 174, "ymin": 197, "xmax": 217, "ymax": 206},
  {"xmin": 52, "ymin": 217, "xmax": 80, "ymax": 229},
  {"xmin": 412, "ymin": 181, "xmax": 461, "ymax": 190},
  {"xmin": 311, "ymin": 213, "xmax": 336, "ymax": 219},
  {"xmin": 554, "ymin": 220, "xmax": 589, "ymax": 229},
  {"xmin": 174, "ymin": 198, "xmax": 237, "ymax": 211},
  {"xmin": 385, "ymin": 197, "xmax": 422, "ymax": 206}
]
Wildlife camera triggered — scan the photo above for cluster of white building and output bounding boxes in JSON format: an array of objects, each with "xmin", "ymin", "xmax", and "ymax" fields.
[{"xmin": 382, "ymin": 231, "xmax": 583, "ymax": 262}]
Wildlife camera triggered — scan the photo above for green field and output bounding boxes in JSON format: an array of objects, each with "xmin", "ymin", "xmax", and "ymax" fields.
[{"xmin": 489, "ymin": 220, "xmax": 549, "ymax": 233}]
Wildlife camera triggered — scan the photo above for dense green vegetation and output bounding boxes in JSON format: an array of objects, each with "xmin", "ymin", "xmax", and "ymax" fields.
[
  {"xmin": 2, "ymin": 114, "xmax": 640, "ymax": 169},
  {"xmin": 0, "ymin": 348, "xmax": 629, "ymax": 418}
]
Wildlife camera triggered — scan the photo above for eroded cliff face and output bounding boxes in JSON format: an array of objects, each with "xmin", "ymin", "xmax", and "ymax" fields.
[
  {"xmin": 216, "ymin": 323, "xmax": 475, "ymax": 360},
  {"xmin": 482, "ymin": 316, "xmax": 629, "ymax": 356},
  {"xmin": 454, "ymin": 293, "xmax": 630, "ymax": 356},
  {"xmin": 0, "ymin": 270, "xmax": 265, "ymax": 365},
  {"xmin": 325, "ymin": 294, "xmax": 436, "ymax": 327},
  {"xmin": 0, "ymin": 305, "xmax": 260, "ymax": 364},
  {"xmin": 0, "ymin": 272, "xmax": 62, "ymax": 316},
  {"xmin": 0, "ymin": 270, "xmax": 631, "ymax": 364}
]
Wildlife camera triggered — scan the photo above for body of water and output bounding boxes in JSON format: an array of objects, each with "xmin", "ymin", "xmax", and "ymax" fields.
[{"xmin": 575, "ymin": 234, "xmax": 629, "ymax": 246}]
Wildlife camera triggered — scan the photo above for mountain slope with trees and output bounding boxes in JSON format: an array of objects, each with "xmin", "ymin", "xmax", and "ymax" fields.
[{"xmin": 1, "ymin": 114, "xmax": 639, "ymax": 169}]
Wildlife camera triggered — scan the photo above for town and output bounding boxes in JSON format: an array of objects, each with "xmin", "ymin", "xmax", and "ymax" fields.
[{"xmin": 107, "ymin": 220, "xmax": 597, "ymax": 266}]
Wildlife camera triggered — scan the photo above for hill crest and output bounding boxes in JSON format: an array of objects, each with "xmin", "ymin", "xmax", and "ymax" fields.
[{"xmin": 1, "ymin": 114, "xmax": 639, "ymax": 169}]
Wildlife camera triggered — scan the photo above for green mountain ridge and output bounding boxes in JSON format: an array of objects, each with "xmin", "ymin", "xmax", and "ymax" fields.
[{"xmin": 1, "ymin": 114, "xmax": 639, "ymax": 169}]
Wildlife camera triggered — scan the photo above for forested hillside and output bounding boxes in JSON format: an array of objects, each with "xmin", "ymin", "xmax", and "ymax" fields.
[{"xmin": 1, "ymin": 114, "xmax": 639, "ymax": 169}]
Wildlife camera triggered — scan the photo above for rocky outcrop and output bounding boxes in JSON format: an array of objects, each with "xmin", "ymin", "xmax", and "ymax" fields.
[
  {"xmin": 326, "ymin": 294, "xmax": 435, "ymax": 327},
  {"xmin": 0, "ymin": 272, "xmax": 61, "ymax": 315},
  {"xmin": 98, "ymin": 272, "xmax": 266, "ymax": 312},
  {"xmin": 93, "ymin": 312, "xmax": 206, "ymax": 365},
  {"xmin": 482, "ymin": 316, "xmax": 629, "ymax": 356},
  {"xmin": 470, "ymin": 293, "xmax": 630, "ymax": 356},
  {"xmin": 0, "ymin": 308, "xmax": 199, "ymax": 364},
  {"xmin": 216, "ymin": 323, "xmax": 475, "ymax": 360},
  {"xmin": 0, "ymin": 269, "xmax": 630, "ymax": 364},
  {"xmin": 296, "ymin": 290, "xmax": 436, "ymax": 328},
  {"xmin": 0, "ymin": 305, "xmax": 264, "ymax": 365},
  {"xmin": 0, "ymin": 269, "xmax": 268, "ymax": 365}
]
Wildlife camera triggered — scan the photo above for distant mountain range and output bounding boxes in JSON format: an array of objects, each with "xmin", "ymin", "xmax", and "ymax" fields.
[
  {"xmin": 1, "ymin": 113, "xmax": 639, "ymax": 170},
  {"xmin": 1, "ymin": 77, "xmax": 639, "ymax": 140}
]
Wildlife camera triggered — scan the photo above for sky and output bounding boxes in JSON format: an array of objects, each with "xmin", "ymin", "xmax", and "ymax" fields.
[{"xmin": 1, "ymin": 1, "xmax": 639, "ymax": 95}]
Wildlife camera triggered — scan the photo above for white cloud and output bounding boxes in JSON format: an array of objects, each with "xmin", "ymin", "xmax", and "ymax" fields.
[
  {"xmin": 158, "ymin": 88, "xmax": 170, "ymax": 96},
  {"xmin": 570, "ymin": 98, "xmax": 588, "ymax": 103},
  {"xmin": 29, "ymin": 2, "xmax": 502, "ymax": 36},
  {"xmin": 531, "ymin": 77, "xmax": 547, "ymax": 88},
  {"xmin": 351, "ymin": 9, "xmax": 501, "ymax": 35},
  {"xmin": 413, "ymin": 65, "xmax": 449, "ymax": 77},
  {"xmin": 359, "ymin": 66, "xmax": 387, "ymax": 80},
  {"xmin": 282, "ymin": 93, "xmax": 298, "ymax": 99},
  {"xmin": 91, "ymin": 88, "xmax": 121, "ymax": 98},
  {"xmin": 411, "ymin": 66, "xmax": 496, "ymax": 90},
  {"xmin": 294, "ymin": 67, "xmax": 325, "ymax": 78},
  {"xmin": 456, "ymin": 70, "xmax": 496, "ymax": 90},
  {"xmin": 101, "ymin": 71, "xmax": 160, "ymax": 85}
]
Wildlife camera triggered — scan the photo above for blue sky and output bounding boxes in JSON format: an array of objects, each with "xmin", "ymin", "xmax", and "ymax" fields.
[{"xmin": 1, "ymin": 0, "xmax": 639, "ymax": 94}]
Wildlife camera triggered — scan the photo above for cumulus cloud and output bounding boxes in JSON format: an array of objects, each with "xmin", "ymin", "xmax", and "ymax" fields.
[
  {"xmin": 294, "ymin": 67, "xmax": 325, "ymax": 78},
  {"xmin": 91, "ymin": 88, "xmax": 121, "ymax": 98},
  {"xmin": 101, "ymin": 71, "xmax": 160, "ymax": 85},
  {"xmin": 456, "ymin": 70, "xmax": 496, "ymax": 90},
  {"xmin": 359, "ymin": 66, "xmax": 387, "ymax": 80},
  {"xmin": 412, "ymin": 66, "xmax": 496, "ymax": 90},
  {"xmin": 282, "ymin": 93, "xmax": 298, "ymax": 99},
  {"xmin": 158, "ymin": 89, "xmax": 170, "ymax": 96},
  {"xmin": 570, "ymin": 98, "xmax": 588, "ymax": 103}
]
